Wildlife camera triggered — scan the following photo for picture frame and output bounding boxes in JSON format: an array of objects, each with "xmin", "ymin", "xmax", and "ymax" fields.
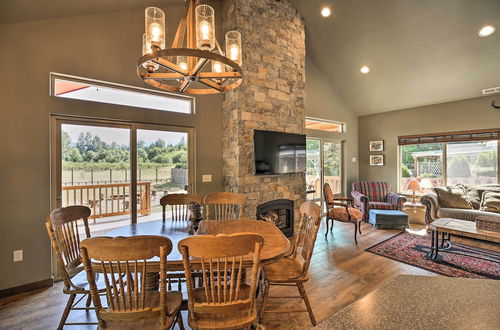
[
  {"xmin": 369, "ymin": 140, "xmax": 384, "ymax": 152},
  {"xmin": 370, "ymin": 155, "xmax": 384, "ymax": 166}
]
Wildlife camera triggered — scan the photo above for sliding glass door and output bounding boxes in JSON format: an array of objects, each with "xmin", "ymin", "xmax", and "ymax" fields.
[
  {"xmin": 52, "ymin": 117, "xmax": 193, "ymax": 234},
  {"xmin": 306, "ymin": 138, "xmax": 343, "ymax": 202},
  {"xmin": 136, "ymin": 128, "xmax": 190, "ymax": 224}
]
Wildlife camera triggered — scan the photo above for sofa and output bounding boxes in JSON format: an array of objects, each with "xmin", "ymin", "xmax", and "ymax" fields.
[
  {"xmin": 351, "ymin": 181, "xmax": 406, "ymax": 222},
  {"xmin": 421, "ymin": 184, "xmax": 500, "ymax": 225}
]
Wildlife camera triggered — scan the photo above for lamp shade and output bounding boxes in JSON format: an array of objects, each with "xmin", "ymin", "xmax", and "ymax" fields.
[
  {"xmin": 406, "ymin": 179, "xmax": 420, "ymax": 191},
  {"xmin": 419, "ymin": 178, "xmax": 434, "ymax": 190}
]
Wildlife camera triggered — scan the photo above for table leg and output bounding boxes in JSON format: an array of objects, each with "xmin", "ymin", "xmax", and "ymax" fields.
[
  {"xmin": 433, "ymin": 230, "xmax": 439, "ymax": 260},
  {"xmin": 428, "ymin": 229, "xmax": 435, "ymax": 259}
]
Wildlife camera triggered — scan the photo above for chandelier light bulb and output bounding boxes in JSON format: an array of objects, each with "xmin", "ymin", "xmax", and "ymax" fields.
[
  {"xmin": 200, "ymin": 20, "xmax": 211, "ymax": 41},
  {"xmin": 145, "ymin": 7, "xmax": 165, "ymax": 49},
  {"xmin": 177, "ymin": 56, "xmax": 188, "ymax": 72},
  {"xmin": 229, "ymin": 45, "xmax": 239, "ymax": 61},
  {"xmin": 226, "ymin": 31, "xmax": 242, "ymax": 66},
  {"xmin": 150, "ymin": 23, "xmax": 161, "ymax": 42},
  {"xmin": 195, "ymin": 5, "xmax": 215, "ymax": 50},
  {"xmin": 213, "ymin": 62, "xmax": 223, "ymax": 73},
  {"xmin": 142, "ymin": 34, "xmax": 159, "ymax": 72}
]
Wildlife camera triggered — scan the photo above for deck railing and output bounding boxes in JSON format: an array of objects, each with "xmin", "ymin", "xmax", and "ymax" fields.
[{"xmin": 62, "ymin": 182, "xmax": 151, "ymax": 220}]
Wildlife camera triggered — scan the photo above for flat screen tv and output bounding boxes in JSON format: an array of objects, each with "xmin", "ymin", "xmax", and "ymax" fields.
[{"xmin": 254, "ymin": 130, "xmax": 306, "ymax": 175}]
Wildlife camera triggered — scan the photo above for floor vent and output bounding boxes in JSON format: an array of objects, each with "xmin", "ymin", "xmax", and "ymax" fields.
[{"xmin": 482, "ymin": 86, "xmax": 500, "ymax": 95}]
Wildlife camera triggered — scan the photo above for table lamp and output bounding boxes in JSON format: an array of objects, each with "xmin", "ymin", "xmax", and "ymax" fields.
[
  {"xmin": 406, "ymin": 179, "xmax": 420, "ymax": 204},
  {"xmin": 419, "ymin": 178, "xmax": 434, "ymax": 194}
]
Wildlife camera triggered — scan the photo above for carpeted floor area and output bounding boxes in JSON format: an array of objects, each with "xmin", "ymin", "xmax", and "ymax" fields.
[{"xmin": 366, "ymin": 232, "xmax": 500, "ymax": 279}]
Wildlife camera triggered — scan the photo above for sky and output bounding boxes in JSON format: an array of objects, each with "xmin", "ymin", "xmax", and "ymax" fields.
[{"xmin": 62, "ymin": 124, "xmax": 187, "ymax": 146}]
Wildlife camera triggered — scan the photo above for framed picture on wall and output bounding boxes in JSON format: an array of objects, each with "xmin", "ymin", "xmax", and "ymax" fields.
[
  {"xmin": 369, "ymin": 140, "xmax": 384, "ymax": 152},
  {"xmin": 370, "ymin": 155, "xmax": 384, "ymax": 166}
]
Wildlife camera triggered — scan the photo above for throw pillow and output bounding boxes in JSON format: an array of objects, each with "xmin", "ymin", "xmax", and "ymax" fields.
[
  {"xmin": 466, "ymin": 185, "xmax": 500, "ymax": 209},
  {"xmin": 433, "ymin": 186, "xmax": 473, "ymax": 209},
  {"xmin": 480, "ymin": 191, "xmax": 500, "ymax": 213}
]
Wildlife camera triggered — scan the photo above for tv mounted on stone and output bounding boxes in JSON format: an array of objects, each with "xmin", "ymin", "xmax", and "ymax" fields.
[{"xmin": 253, "ymin": 130, "xmax": 306, "ymax": 175}]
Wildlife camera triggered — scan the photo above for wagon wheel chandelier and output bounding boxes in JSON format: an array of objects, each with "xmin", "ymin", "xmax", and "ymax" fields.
[{"xmin": 137, "ymin": 0, "xmax": 243, "ymax": 95}]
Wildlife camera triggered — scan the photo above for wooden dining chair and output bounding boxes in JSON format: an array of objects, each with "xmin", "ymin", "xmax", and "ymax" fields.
[
  {"xmin": 259, "ymin": 201, "xmax": 321, "ymax": 326},
  {"xmin": 203, "ymin": 192, "xmax": 246, "ymax": 220},
  {"xmin": 324, "ymin": 183, "xmax": 362, "ymax": 243},
  {"xmin": 45, "ymin": 205, "xmax": 102, "ymax": 329},
  {"xmin": 80, "ymin": 235, "xmax": 184, "ymax": 329},
  {"xmin": 160, "ymin": 193, "xmax": 201, "ymax": 222},
  {"xmin": 178, "ymin": 233, "xmax": 264, "ymax": 329}
]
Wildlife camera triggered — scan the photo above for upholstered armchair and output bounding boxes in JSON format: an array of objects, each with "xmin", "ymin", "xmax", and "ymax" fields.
[{"xmin": 351, "ymin": 181, "xmax": 406, "ymax": 222}]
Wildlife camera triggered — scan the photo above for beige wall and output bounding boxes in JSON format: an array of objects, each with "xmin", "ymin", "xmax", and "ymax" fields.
[
  {"xmin": 0, "ymin": 8, "xmax": 224, "ymax": 291},
  {"xmin": 358, "ymin": 95, "xmax": 500, "ymax": 191},
  {"xmin": 305, "ymin": 57, "xmax": 359, "ymax": 193}
]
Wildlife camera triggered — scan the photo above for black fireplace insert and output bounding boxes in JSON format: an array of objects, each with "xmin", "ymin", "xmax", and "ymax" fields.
[{"xmin": 256, "ymin": 199, "xmax": 294, "ymax": 237}]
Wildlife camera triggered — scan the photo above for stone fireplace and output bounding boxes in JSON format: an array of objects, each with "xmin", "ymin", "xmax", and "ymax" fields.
[
  {"xmin": 256, "ymin": 199, "xmax": 294, "ymax": 237},
  {"xmin": 221, "ymin": 0, "xmax": 306, "ymax": 233}
]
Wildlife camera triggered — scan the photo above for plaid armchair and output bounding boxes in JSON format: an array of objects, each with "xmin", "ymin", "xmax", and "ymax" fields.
[{"xmin": 351, "ymin": 181, "xmax": 406, "ymax": 222}]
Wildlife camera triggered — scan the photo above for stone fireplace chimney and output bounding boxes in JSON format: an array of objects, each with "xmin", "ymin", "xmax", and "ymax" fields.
[{"xmin": 222, "ymin": 0, "xmax": 306, "ymax": 231}]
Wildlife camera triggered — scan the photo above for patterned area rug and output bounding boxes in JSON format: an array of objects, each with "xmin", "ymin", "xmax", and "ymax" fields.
[{"xmin": 366, "ymin": 232, "xmax": 500, "ymax": 279}]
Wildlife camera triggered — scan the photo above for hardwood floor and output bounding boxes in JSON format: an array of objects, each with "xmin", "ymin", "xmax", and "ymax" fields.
[{"xmin": 0, "ymin": 220, "xmax": 496, "ymax": 329}]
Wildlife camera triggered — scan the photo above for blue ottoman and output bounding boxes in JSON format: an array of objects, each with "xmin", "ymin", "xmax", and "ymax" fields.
[{"xmin": 369, "ymin": 210, "xmax": 408, "ymax": 229}]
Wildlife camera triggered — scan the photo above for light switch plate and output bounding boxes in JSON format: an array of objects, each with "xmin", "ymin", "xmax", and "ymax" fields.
[
  {"xmin": 13, "ymin": 250, "xmax": 23, "ymax": 262},
  {"xmin": 352, "ymin": 157, "xmax": 357, "ymax": 163},
  {"xmin": 202, "ymin": 174, "xmax": 212, "ymax": 183}
]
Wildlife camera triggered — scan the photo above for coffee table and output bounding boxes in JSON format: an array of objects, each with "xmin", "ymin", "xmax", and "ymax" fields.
[{"xmin": 428, "ymin": 218, "xmax": 500, "ymax": 260}]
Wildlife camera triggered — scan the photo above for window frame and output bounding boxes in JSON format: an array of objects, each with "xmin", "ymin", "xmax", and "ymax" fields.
[
  {"xmin": 398, "ymin": 140, "xmax": 500, "ymax": 193},
  {"xmin": 49, "ymin": 72, "xmax": 195, "ymax": 115}
]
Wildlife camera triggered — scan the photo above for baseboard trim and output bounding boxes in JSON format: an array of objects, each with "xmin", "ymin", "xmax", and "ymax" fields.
[{"xmin": 0, "ymin": 278, "xmax": 53, "ymax": 299}]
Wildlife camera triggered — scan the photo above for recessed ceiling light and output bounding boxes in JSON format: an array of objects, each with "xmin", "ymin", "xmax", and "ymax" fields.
[
  {"xmin": 478, "ymin": 25, "xmax": 495, "ymax": 37},
  {"xmin": 360, "ymin": 66, "xmax": 370, "ymax": 74},
  {"xmin": 321, "ymin": 7, "xmax": 331, "ymax": 18}
]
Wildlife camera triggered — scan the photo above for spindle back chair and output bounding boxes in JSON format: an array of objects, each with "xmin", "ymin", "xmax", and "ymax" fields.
[
  {"xmin": 203, "ymin": 192, "xmax": 246, "ymax": 220},
  {"xmin": 259, "ymin": 201, "xmax": 322, "ymax": 326},
  {"xmin": 80, "ymin": 235, "xmax": 183, "ymax": 329},
  {"xmin": 160, "ymin": 193, "xmax": 201, "ymax": 222},
  {"xmin": 178, "ymin": 233, "xmax": 264, "ymax": 329},
  {"xmin": 46, "ymin": 205, "xmax": 98, "ymax": 329}
]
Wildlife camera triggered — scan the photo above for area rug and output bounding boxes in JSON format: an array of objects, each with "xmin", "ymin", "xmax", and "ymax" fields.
[{"xmin": 366, "ymin": 232, "xmax": 500, "ymax": 279}]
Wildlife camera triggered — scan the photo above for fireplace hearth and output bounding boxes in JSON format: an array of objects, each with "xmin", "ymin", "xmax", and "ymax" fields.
[{"xmin": 256, "ymin": 199, "xmax": 294, "ymax": 237}]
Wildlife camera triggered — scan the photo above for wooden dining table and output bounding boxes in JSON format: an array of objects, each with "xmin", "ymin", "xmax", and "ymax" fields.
[{"xmin": 102, "ymin": 219, "xmax": 291, "ymax": 271}]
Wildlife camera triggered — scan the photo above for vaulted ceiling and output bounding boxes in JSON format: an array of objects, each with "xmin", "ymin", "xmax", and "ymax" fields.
[
  {"xmin": 2, "ymin": 0, "xmax": 499, "ymax": 116},
  {"xmin": 291, "ymin": 0, "xmax": 500, "ymax": 115}
]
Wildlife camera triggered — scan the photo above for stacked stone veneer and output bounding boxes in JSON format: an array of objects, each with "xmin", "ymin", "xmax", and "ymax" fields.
[{"xmin": 222, "ymin": 0, "xmax": 306, "ymax": 231}]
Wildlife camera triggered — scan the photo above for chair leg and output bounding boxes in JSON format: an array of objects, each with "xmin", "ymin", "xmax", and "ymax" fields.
[
  {"xmin": 297, "ymin": 282, "xmax": 316, "ymax": 326},
  {"xmin": 259, "ymin": 279, "xmax": 270, "ymax": 322},
  {"xmin": 324, "ymin": 219, "xmax": 329, "ymax": 239},
  {"xmin": 354, "ymin": 221, "xmax": 358, "ymax": 245},
  {"xmin": 58, "ymin": 293, "xmax": 76, "ymax": 330},
  {"xmin": 176, "ymin": 310, "xmax": 185, "ymax": 330},
  {"xmin": 85, "ymin": 293, "xmax": 92, "ymax": 308},
  {"xmin": 358, "ymin": 220, "xmax": 362, "ymax": 234},
  {"xmin": 330, "ymin": 219, "xmax": 334, "ymax": 233}
]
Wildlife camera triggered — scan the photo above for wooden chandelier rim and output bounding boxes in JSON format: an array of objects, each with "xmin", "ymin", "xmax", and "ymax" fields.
[{"xmin": 137, "ymin": 48, "xmax": 243, "ymax": 95}]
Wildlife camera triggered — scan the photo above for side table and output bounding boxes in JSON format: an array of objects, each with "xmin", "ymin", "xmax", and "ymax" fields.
[{"xmin": 403, "ymin": 202, "xmax": 426, "ymax": 227}]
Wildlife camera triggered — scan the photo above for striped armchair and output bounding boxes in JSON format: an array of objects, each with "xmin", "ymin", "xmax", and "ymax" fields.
[{"xmin": 351, "ymin": 181, "xmax": 406, "ymax": 222}]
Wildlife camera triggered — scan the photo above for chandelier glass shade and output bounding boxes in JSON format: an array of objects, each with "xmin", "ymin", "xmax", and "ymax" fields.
[{"xmin": 137, "ymin": 0, "xmax": 243, "ymax": 95}]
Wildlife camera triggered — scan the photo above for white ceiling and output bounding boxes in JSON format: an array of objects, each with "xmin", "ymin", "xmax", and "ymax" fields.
[
  {"xmin": 2, "ymin": 0, "xmax": 499, "ymax": 116},
  {"xmin": 291, "ymin": 0, "xmax": 500, "ymax": 115}
]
